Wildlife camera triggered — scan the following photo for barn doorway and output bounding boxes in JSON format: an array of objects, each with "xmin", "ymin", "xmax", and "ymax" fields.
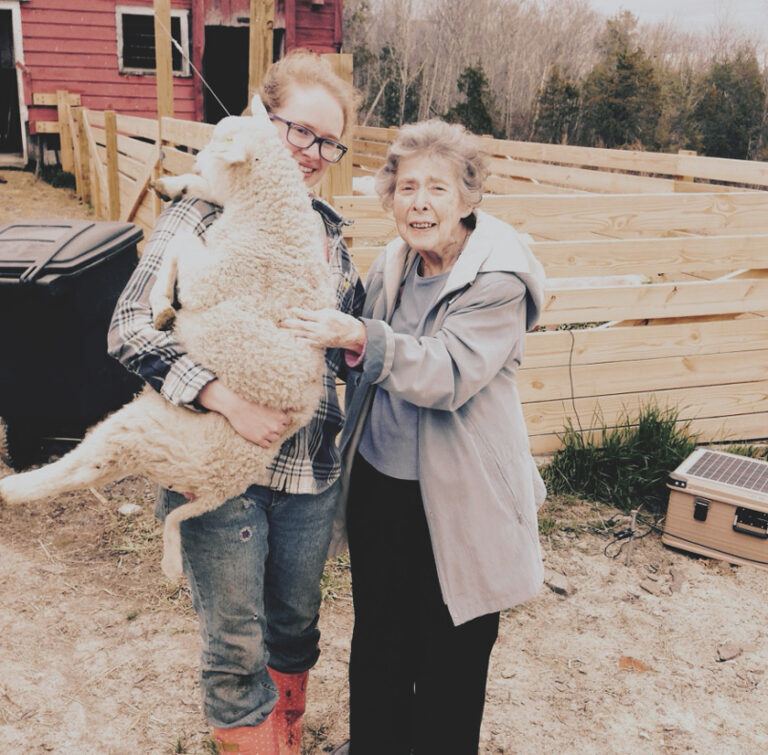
[
  {"xmin": 0, "ymin": 6, "xmax": 24, "ymax": 160},
  {"xmin": 202, "ymin": 26, "xmax": 249, "ymax": 124}
]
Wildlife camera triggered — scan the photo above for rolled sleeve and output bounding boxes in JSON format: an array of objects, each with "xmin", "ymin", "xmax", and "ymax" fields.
[{"xmin": 108, "ymin": 198, "xmax": 221, "ymax": 410}]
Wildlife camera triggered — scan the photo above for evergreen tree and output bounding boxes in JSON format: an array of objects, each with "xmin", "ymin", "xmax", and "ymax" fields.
[
  {"xmin": 533, "ymin": 66, "xmax": 580, "ymax": 144},
  {"xmin": 374, "ymin": 46, "xmax": 422, "ymax": 127},
  {"xmin": 580, "ymin": 12, "xmax": 662, "ymax": 148},
  {"xmin": 444, "ymin": 64, "xmax": 499, "ymax": 136},
  {"xmin": 692, "ymin": 48, "xmax": 767, "ymax": 159}
]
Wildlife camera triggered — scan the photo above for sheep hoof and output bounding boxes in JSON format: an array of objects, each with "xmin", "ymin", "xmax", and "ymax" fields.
[
  {"xmin": 161, "ymin": 549, "xmax": 184, "ymax": 582},
  {"xmin": 153, "ymin": 307, "xmax": 176, "ymax": 331},
  {"xmin": 152, "ymin": 177, "xmax": 187, "ymax": 202}
]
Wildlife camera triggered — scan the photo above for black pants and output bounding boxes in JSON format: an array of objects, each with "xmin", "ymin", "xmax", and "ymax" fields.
[{"xmin": 347, "ymin": 454, "xmax": 500, "ymax": 755}]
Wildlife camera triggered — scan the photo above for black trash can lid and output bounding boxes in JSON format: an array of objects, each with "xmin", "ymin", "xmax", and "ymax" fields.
[{"xmin": 0, "ymin": 220, "xmax": 143, "ymax": 285}]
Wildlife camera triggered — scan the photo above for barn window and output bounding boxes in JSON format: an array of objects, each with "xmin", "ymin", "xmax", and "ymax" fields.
[{"xmin": 116, "ymin": 6, "xmax": 190, "ymax": 76}]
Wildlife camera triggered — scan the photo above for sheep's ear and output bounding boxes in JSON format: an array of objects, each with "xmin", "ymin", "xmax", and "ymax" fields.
[{"xmin": 250, "ymin": 94, "xmax": 271, "ymax": 125}]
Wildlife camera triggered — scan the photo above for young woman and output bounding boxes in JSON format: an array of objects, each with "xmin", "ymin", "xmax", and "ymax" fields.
[{"xmin": 108, "ymin": 50, "xmax": 363, "ymax": 755}]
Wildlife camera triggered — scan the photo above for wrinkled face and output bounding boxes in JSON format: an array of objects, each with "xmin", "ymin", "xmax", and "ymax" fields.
[
  {"xmin": 392, "ymin": 153, "xmax": 472, "ymax": 256},
  {"xmin": 270, "ymin": 84, "xmax": 346, "ymax": 189}
]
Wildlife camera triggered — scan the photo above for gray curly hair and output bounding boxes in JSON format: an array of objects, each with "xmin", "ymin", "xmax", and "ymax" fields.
[{"xmin": 374, "ymin": 120, "xmax": 488, "ymax": 213}]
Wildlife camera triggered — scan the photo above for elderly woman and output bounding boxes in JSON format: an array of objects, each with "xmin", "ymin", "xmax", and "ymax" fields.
[{"xmin": 283, "ymin": 120, "xmax": 546, "ymax": 754}]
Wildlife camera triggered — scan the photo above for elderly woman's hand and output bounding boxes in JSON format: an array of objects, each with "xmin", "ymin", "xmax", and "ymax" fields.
[{"xmin": 281, "ymin": 308, "xmax": 366, "ymax": 351}]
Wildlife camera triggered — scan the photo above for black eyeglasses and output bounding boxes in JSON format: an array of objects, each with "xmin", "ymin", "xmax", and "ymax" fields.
[{"xmin": 269, "ymin": 114, "xmax": 348, "ymax": 164}]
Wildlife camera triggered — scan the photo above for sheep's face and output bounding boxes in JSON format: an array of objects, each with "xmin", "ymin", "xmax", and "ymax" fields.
[{"xmin": 194, "ymin": 114, "xmax": 280, "ymax": 203}]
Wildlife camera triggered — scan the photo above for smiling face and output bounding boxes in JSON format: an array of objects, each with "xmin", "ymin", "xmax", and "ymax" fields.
[
  {"xmin": 392, "ymin": 153, "xmax": 473, "ymax": 258},
  {"xmin": 270, "ymin": 84, "xmax": 346, "ymax": 189}
]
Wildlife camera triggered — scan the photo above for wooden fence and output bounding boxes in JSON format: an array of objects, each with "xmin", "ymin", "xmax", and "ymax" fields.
[
  {"xmin": 54, "ymin": 102, "xmax": 768, "ymax": 453},
  {"xmin": 338, "ymin": 189, "xmax": 768, "ymax": 453},
  {"xmin": 353, "ymin": 125, "xmax": 768, "ymax": 195}
]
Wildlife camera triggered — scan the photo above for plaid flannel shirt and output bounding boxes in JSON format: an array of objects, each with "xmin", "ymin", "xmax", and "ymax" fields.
[{"xmin": 108, "ymin": 196, "xmax": 365, "ymax": 494}]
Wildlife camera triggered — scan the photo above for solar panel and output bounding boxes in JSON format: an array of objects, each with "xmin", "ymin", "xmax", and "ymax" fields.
[{"xmin": 687, "ymin": 450, "xmax": 768, "ymax": 494}]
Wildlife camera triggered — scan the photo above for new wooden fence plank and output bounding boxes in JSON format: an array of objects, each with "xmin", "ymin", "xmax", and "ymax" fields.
[
  {"xmin": 56, "ymin": 90, "xmax": 74, "ymax": 173},
  {"xmin": 522, "ymin": 318, "xmax": 768, "ymax": 369},
  {"xmin": 353, "ymin": 138, "xmax": 389, "ymax": 157},
  {"xmin": 115, "ymin": 113, "xmax": 159, "ymax": 142},
  {"xmin": 529, "ymin": 412, "xmax": 768, "ymax": 454},
  {"xmin": 104, "ymin": 111, "xmax": 121, "ymax": 221},
  {"xmin": 523, "ymin": 380, "xmax": 768, "ymax": 436},
  {"xmin": 88, "ymin": 110, "xmax": 105, "ymax": 129},
  {"xmin": 161, "ymin": 117, "xmax": 214, "ymax": 150},
  {"xmin": 538, "ymin": 277, "xmax": 768, "ymax": 325},
  {"xmin": 531, "ymin": 234, "xmax": 768, "ymax": 277},
  {"xmin": 117, "ymin": 150, "xmax": 153, "ymax": 182},
  {"xmin": 353, "ymin": 126, "xmax": 768, "ymax": 189},
  {"xmin": 33, "ymin": 92, "xmax": 81, "ymax": 106},
  {"xmin": 115, "ymin": 132, "xmax": 156, "ymax": 163},
  {"xmin": 82, "ymin": 110, "xmax": 108, "ymax": 218},
  {"xmin": 483, "ymin": 176, "xmax": 579, "ymax": 195},
  {"xmin": 336, "ymin": 192, "xmax": 768, "ymax": 243},
  {"xmin": 517, "ymin": 349, "xmax": 768, "ymax": 403},
  {"xmin": 488, "ymin": 156, "xmax": 676, "ymax": 194}
]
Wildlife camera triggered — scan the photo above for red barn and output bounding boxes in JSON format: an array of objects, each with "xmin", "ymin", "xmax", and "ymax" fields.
[{"xmin": 0, "ymin": 0, "xmax": 344, "ymax": 166}]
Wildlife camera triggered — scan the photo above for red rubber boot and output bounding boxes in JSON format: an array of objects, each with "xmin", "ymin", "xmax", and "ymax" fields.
[
  {"xmin": 269, "ymin": 668, "xmax": 309, "ymax": 755},
  {"xmin": 212, "ymin": 712, "xmax": 280, "ymax": 754}
]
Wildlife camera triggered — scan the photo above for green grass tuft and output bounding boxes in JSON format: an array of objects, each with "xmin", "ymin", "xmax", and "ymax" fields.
[{"xmin": 542, "ymin": 403, "xmax": 698, "ymax": 515}]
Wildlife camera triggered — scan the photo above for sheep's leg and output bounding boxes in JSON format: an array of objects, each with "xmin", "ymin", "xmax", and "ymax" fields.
[
  {"xmin": 0, "ymin": 438, "xmax": 127, "ymax": 507},
  {"xmin": 150, "ymin": 244, "xmax": 179, "ymax": 331},
  {"xmin": 153, "ymin": 174, "xmax": 219, "ymax": 204},
  {"xmin": 0, "ymin": 407, "xmax": 141, "ymax": 506},
  {"xmin": 161, "ymin": 492, "xmax": 226, "ymax": 581}
]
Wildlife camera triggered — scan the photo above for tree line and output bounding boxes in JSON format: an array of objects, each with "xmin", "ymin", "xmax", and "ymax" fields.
[{"xmin": 344, "ymin": 0, "xmax": 768, "ymax": 160}]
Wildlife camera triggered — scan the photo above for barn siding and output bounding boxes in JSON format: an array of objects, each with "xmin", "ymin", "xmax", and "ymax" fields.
[
  {"xmin": 22, "ymin": 0, "xmax": 196, "ymax": 131},
  {"xmin": 20, "ymin": 0, "xmax": 343, "ymax": 131},
  {"xmin": 293, "ymin": 0, "xmax": 342, "ymax": 52}
]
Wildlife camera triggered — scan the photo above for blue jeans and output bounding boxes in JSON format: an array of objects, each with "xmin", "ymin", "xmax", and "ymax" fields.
[{"xmin": 156, "ymin": 480, "xmax": 340, "ymax": 728}]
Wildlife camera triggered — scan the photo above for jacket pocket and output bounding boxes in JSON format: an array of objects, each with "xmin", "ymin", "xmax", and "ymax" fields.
[{"xmin": 463, "ymin": 414, "xmax": 541, "ymax": 548}]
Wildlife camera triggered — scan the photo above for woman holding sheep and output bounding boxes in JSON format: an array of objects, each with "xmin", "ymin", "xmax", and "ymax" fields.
[
  {"xmin": 108, "ymin": 51, "xmax": 363, "ymax": 755},
  {"xmin": 283, "ymin": 120, "xmax": 547, "ymax": 754}
]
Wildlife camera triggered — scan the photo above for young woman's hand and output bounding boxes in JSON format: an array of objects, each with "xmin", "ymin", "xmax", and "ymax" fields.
[
  {"xmin": 198, "ymin": 380, "xmax": 290, "ymax": 448},
  {"xmin": 281, "ymin": 308, "xmax": 366, "ymax": 351}
]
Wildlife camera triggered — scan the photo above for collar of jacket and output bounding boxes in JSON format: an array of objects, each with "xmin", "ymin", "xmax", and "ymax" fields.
[
  {"xmin": 380, "ymin": 210, "xmax": 546, "ymax": 322},
  {"xmin": 311, "ymin": 197, "xmax": 349, "ymax": 229}
]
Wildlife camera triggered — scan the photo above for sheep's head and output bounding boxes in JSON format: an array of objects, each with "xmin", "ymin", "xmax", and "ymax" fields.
[{"xmin": 193, "ymin": 97, "xmax": 298, "ymax": 203}]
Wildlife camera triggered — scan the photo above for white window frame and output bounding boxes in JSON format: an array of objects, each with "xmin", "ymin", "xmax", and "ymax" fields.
[
  {"xmin": 0, "ymin": 0, "xmax": 28, "ymax": 164},
  {"xmin": 116, "ymin": 5, "xmax": 191, "ymax": 77}
]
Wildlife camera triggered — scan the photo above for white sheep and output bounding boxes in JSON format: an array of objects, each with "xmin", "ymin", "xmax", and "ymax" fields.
[{"xmin": 0, "ymin": 96, "xmax": 335, "ymax": 579}]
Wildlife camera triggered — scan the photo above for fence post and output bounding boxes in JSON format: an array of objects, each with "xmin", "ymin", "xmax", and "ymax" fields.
[
  {"xmin": 73, "ymin": 107, "xmax": 91, "ymax": 204},
  {"xmin": 249, "ymin": 0, "xmax": 275, "ymax": 100},
  {"xmin": 104, "ymin": 110, "xmax": 121, "ymax": 221},
  {"xmin": 56, "ymin": 90, "xmax": 74, "ymax": 173},
  {"xmin": 677, "ymin": 149, "xmax": 696, "ymax": 183},
  {"xmin": 319, "ymin": 53, "xmax": 354, "ymax": 204}
]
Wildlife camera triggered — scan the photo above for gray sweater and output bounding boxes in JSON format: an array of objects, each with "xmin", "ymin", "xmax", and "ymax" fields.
[{"xmin": 332, "ymin": 210, "xmax": 548, "ymax": 625}]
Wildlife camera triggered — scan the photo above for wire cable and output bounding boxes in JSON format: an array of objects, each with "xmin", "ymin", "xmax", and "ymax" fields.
[{"xmin": 153, "ymin": 15, "xmax": 232, "ymax": 118}]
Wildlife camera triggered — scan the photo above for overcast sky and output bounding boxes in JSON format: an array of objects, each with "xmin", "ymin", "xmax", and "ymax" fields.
[{"xmin": 587, "ymin": 0, "xmax": 768, "ymax": 35}]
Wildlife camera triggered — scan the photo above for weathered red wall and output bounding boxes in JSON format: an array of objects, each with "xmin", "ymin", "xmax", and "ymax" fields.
[
  {"xmin": 293, "ymin": 0, "xmax": 342, "ymax": 53},
  {"xmin": 22, "ymin": 0, "xmax": 196, "ymax": 132},
  {"xmin": 20, "ymin": 0, "xmax": 343, "ymax": 131}
]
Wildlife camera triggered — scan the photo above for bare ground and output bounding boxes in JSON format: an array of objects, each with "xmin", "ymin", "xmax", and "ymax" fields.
[{"xmin": 1, "ymin": 169, "xmax": 766, "ymax": 754}]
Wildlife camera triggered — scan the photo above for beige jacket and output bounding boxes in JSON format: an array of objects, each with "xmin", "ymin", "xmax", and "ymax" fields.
[{"xmin": 335, "ymin": 210, "xmax": 547, "ymax": 625}]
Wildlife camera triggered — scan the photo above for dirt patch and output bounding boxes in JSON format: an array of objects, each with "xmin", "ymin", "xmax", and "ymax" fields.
[
  {"xmin": 1, "ymin": 176, "xmax": 766, "ymax": 754},
  {"xmin": 1, "ymin": 487, "xmax": 766, "ymax": 754},
  {"xmin": 0, "ymin": 169, "xmax": 93, "ymax": 226}
]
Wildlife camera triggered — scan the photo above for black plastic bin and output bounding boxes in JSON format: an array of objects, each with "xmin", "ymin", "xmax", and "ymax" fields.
[{"xmin": 0, "ymin": 220, "xmax": 144, "ymax": 468}]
